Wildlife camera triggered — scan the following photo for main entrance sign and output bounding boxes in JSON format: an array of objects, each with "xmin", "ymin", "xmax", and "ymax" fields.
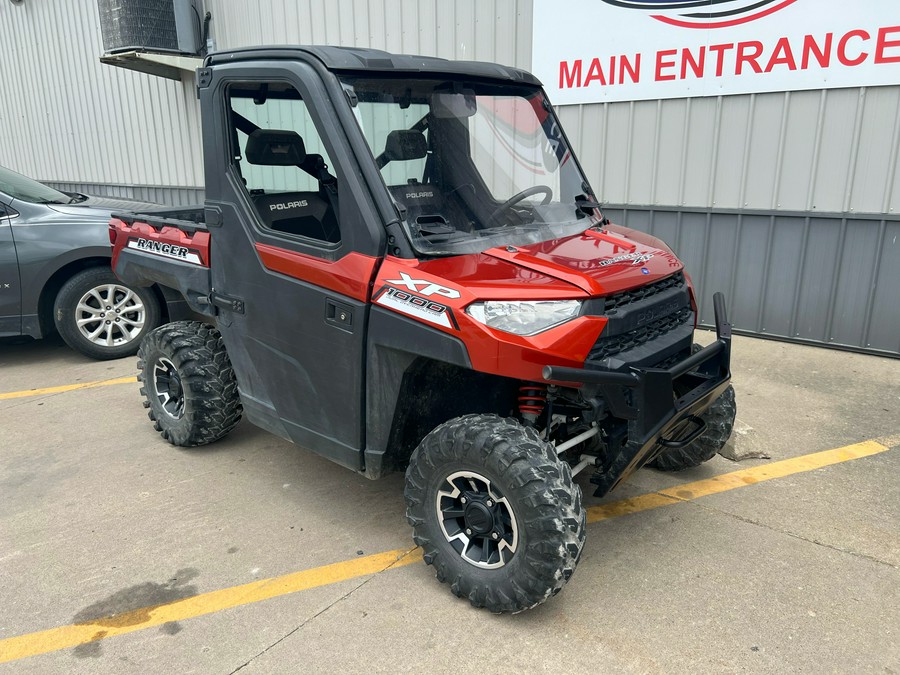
[{"xmin": 533, "ymin": 0, "xmax": 900, "ymax": 103}]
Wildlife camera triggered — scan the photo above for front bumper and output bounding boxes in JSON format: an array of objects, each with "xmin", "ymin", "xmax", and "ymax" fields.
[{"xmin": 543, "ymin": 292, "xmax": 732, "ymax": 497}]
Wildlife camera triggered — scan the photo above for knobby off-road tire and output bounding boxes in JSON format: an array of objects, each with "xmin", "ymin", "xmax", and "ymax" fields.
[
  {"xmin": 405, "ymin": 414, "xmax": 586, "ymax": 613},
  {"xmin": 137, "ymin": 321, "xmax": 242, "ymax": 447},
  {"xmin": 649, "ymin": 385, "xmax": 736, "ymax": 471},
  {"xmin": 54, "ymin": 267, "xmax": 161, "ymax": 360}
]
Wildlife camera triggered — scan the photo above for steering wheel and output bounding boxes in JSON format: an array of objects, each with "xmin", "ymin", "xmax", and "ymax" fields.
[{"xmin": 486, "ymin": 185, "xmax": 553, "ymax": 227}]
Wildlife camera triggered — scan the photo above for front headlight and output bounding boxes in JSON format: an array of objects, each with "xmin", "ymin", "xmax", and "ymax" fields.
[{"xmin": 466, "ymin": 300, "xmax": 582, "ymax": 336}]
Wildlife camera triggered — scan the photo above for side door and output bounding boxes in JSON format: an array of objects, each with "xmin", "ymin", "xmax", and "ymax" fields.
[
  {"xmin": 0, "ymin": 200, "xmax": 22, "ymax": 336},
  {"xmin": 201, "ymin": 63, "xmax": 385, "ymax": 471}
]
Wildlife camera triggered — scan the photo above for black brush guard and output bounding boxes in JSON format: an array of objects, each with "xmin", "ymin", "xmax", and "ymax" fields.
[{"xmin": 543, "ymin": 292, "xmax": 732, "ymax": 497}]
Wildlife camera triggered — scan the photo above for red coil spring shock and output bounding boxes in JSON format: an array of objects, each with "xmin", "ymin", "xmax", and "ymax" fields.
[{"xmin": 518, "ymin": 383, "xmax": 547, "ymax": 422}]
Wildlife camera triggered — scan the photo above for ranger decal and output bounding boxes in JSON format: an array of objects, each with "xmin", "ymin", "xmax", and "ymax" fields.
[{"xmin": 128, "ymin": 237, "xmax": 203, "ymax": 265}]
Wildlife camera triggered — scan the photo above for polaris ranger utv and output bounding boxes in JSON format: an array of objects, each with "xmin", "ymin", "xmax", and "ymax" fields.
[{"xmin": 110, "ymin": 46, "xmax": 735, "ymax": 613}]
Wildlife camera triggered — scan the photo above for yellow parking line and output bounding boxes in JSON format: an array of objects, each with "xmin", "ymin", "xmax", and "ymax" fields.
[
  {"xmin": 0, "ymin": 376, "xmax": 137, "ymax": 400},
  {"xmin": 0, "ymin": 549, "xmax": 422, "ymax": 665},
  {"xmin": 0, "ymin": 436, "xmax": 893, "ymax": 665},
  {"xmin": 586, "ymin": 438, "xmax": 892, "ymax": 523}
]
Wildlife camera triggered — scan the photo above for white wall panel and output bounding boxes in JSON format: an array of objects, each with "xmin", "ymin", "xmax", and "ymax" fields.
[
  {"xmin": 565, "ymin": 83, "xmax": 900, "ymax": 215},
  {"xmin": 653, "ymin": 99, "xmax": 687, "ymax": 207},
  {"xmin": 206, "ymin": 0, "xmax": 531, "ymax": 65},
  {"xmin": 743, "ymin": 95, "xmax": 783, "ymax": 209},
  {"xmin": 851, "ymin": 87, "xmax": 900, "ymax": 214},
  {"xmin": 776, "ymin": 90, "xmax": 821, "ymax": 211},
  {"xmin": 685, "ymin": 98, "xmax": 717, "ymax": 207}
]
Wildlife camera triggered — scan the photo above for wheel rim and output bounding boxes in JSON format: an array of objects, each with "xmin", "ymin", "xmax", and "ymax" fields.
[
  {"xmin": 74, "ymin": 283, "xmax": 146, "ymax": 348},
  {"xmin": 435, "ymin": 470, "xmax": 518, "ymax": 569},
  {"xmin": 152, "ymin": 357, "xmax": 185, "ymax": 419}
]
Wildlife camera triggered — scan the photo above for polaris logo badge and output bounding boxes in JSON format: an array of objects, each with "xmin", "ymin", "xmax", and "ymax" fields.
[
  {"xmin": 405, "ymin": 191, "xmax": 434, "ymax": 200},
  {"xmin": 270, "ymin": 200, "xmax": 308, "ymax": 211},
  {"xmin": 598, "ymin": 252, "xmax": 654, "ymax": 267},
  {"xmin": 376, "ymin": 287, "xmax": 455, "ymax": 329},
  {"xmin": 127, "ymin": 238, "xmax": 202, "ymax": 265}
]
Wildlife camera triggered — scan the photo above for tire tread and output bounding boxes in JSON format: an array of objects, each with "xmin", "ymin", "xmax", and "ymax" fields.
[
  {"xmin": 649, "ymin": 385, "xmax": 736, "ymax": 471},
  {"xmin": 405, "ymin": 414, "xmax": 586, "ymax": 613},
  {"xmin": 137, "ymin": 321, "xmax": 242, "ymax": 447}
]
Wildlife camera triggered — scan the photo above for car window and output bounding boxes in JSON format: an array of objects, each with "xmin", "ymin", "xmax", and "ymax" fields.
[
  {"xmin": 0, "ymin": 165, "xmax": 70, "ymax": 204},
  {"xmin": 227, "ymin": 82, "xmax": 342, "ymax": 245}
]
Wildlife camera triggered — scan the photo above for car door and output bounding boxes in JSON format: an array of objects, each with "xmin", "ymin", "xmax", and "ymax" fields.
[
  {"xmin": 201, "ymin": 63, "xmax": 385, "ymax": 471},
  {"xmin": 0, "ymin": 200, "xmax": 21, "ymax": 336}
]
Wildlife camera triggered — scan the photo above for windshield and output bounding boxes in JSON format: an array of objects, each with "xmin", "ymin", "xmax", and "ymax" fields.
[
  {"xmin": 342, "ymin": 77, "xmax": 599, "ymax": 256},
  {"xmin": 0, "ymin": 165, "xmax": 71, "ymax": 204}
]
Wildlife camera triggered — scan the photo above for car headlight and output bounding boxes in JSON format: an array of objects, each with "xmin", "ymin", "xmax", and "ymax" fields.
[{"xmin": 466, "ymin": 300, "xmax": 582, "ymax": 336}]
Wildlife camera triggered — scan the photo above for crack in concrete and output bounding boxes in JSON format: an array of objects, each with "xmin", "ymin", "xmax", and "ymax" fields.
[
  {"xmin": 227, "ymin": 547, "xmax": 420, "ymax": 674},
  {"xmin": 677, "ymin": 498, "xmax": 899, "ymax": 570}
]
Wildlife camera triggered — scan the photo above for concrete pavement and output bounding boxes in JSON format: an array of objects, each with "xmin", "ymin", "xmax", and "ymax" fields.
[{"xmin": 1, "ymin": 332, "xmax": 898, "ymax": 673}]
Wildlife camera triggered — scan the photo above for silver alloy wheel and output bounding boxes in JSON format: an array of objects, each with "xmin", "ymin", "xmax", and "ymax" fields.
[
  {"xmin": 74, "ymin": 283, "xmax": 146, "ymax": 347},
  {"xmin": 436, "ymin": 470, "xmax": 519, "ymax": 569},
  {"xmin": 152, "ymin": 357, "xmax": 185, "ymax": 419}
]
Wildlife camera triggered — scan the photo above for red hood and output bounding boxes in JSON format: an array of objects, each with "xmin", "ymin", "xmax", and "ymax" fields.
[{"xmin": 416, "ymin": 228, "xmax": 682, "ymax": 299}]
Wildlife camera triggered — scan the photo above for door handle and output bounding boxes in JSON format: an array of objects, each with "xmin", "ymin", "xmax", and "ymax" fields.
[{"xmin": 325, "ymin": 299, "xmax": 353, "ymax": 332}]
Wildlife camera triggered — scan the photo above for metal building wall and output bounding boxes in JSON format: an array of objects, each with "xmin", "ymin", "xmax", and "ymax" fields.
[
  {"xmin": 556, "ymin": 87, "xmax": 900, "ymax": 216},
  {"xmin": 0, "ymin": 0, "xmax": 204, "ymax": 193},
  {"xmin": 0, "ymin": 0, "xmax": 531, "ymax": 199},
  {"xmin": 207, "ymin": 0, "xmax": 532, "ymax": 65},
  {"xmin": 0, "ymin": 0, "xmax": 896, "ymax": 354},
  {"xmin": 2, "ymin": 0, "xmax": 896, "ymax": 216}
]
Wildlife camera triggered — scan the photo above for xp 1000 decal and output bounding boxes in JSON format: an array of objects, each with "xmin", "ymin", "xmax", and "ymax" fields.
[{"xmin": 374, "ymin": 286, "xmax": 458, "ymax": 330}]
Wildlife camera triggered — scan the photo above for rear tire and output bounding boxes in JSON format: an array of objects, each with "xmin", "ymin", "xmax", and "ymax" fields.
[
  {"xmin": 54, "ymin": 267, "xmax": 160, "ymax": 360},
  {"xmin": 649, "ymin": 385, "xmax": 736, "ymax": 471},
  {"xmin": 137, "ymin": 321, "xmax": 242, "ymax": 447},
  {"xmin": 405, "ymin": 414, "xmax": 586, "ymax": 613}
]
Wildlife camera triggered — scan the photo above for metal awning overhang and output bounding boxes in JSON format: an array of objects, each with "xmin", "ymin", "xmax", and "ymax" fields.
[{"xmin": 99, "ymin": 51, "xmax": 202, "ymax": 80}]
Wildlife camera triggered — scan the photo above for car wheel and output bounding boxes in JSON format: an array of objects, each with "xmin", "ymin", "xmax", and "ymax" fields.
[
  {"xmin": 53, "ymin": 267, "xmax": 161, "ymax": 360},
  {"xmin": 138, "ymin": 321, "xmax": 242, "ymax": 447},
  {"xmin": 405, "ymin": 414, "xmax": 586, "ymax": 613}
]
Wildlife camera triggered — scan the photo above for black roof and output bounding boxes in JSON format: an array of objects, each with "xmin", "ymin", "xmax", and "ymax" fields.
[{"xmin": 205, "ymin": 45, "xmax": 542, "ymax": 86}]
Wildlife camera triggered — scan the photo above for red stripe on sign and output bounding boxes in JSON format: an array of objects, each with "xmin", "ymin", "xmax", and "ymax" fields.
[
  {"xmin": 255, "ymin": 243, "xmax": 379, "ymax": 302},
  {"xmin": 652, "ymin": 0, "xmax": 798, "ymax": 29}
]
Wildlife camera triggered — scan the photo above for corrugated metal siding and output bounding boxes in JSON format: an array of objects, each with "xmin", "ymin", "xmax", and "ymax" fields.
[
  {"xmin": 603, "ymin": 207, "xmax": 900, "ymax": 357},
  {"xmin": 207, "ymin": 0, "xmax": 532, "ymax": 66},
  {"xmin": 0, "ymin": 0, "xmax": 530, "ymax": 193},
  {"xmin": 0, "ymin": 0, "xmax": 203, "ymax": 189},
  {"xmin": 557, "ymin": 87, "xmax": 900, "ymax": 215}
]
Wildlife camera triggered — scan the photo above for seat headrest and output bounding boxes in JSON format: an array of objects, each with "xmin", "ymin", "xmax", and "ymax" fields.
[
  {"xmin": 384, "ymin": 130, "xmax": 427, "ymax": 162},
  {"xmin": 246, "ymin": 129, "xmax": 306, "ymax": 166}
]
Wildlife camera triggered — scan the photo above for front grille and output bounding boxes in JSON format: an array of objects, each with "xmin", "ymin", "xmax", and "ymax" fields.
[
  {"xmin": 602, "ymin": 272, "xmax": 685, "ymax": 312},
  {"xmin": 589, "ymin": 307, "xmax": 693, "ymax": 361},
  {"xmin": 652, "ymin": 347, "xmax": 691, "ymax": 370}
]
